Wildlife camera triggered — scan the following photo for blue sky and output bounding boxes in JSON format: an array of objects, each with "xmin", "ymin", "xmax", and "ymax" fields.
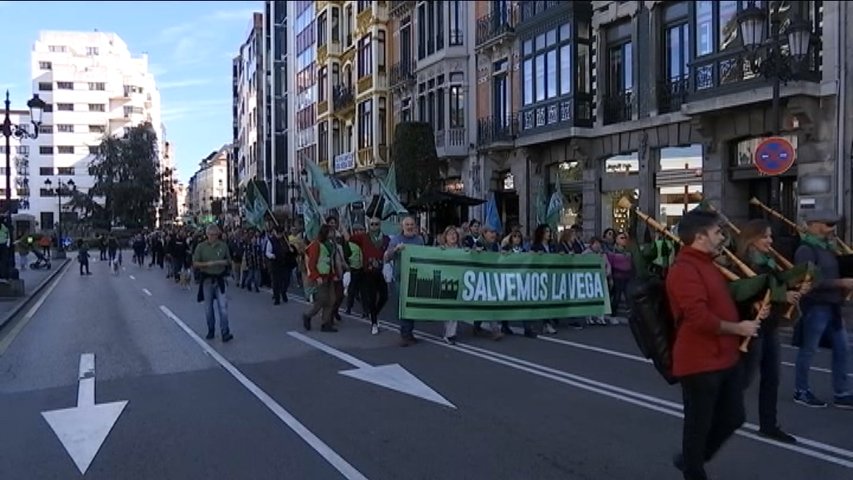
[{"xmin": 0, "ymin": 0, "xmax": 262, "ymax": 183}]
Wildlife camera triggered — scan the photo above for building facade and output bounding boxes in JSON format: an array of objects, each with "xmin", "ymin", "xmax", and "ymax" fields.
[
  {"xmin": 187, "ymin": 145, "xmax": 230, "ymax": 220},
  {"xmin": 233, "ymin": 13, "xmax": 266, "ymax": 200},
  {"xmin": 289, "ymin": 1, "xmax": 319, "ymax": 193},
  {"xmin": 267, "ymin": 1, "xmax": 291, "ymax": 211},
  {"xmin": 27, "ymin": 30, "xmax": 163, "ymax": 231}
]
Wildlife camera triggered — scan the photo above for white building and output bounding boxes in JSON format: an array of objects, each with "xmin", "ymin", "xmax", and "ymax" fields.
[
  {"xmin": 188, "ymin": 145, "xmax": 230, "ymax": 219},
  {"xmin": 27, "ymin": 30, "xmax": 163, "ymax": 230},
  {"xmin": 233, "ymin": 13, "xmax": 266, "ymax": 195}
]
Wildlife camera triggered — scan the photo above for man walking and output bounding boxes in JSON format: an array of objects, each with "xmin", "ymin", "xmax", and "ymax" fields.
[
  {"xmin": 192, "ymin": 224, "xmax": 233, "ymax": 342},
  {"xmin": 265, "ymin": 225, "xmax": 297, "ymax": 305},
  {"xmin": 666, "ymin": 210, "xmax": 764, "ymax": 480},
  {"xmin": 346, "ymin": 218, "xmax": 390, "ymax": 335},
  {"xmin": 385, "ymin": 215, "xmax": 425, "ymax": 346},
  {"xmin": 793, "ymin": 210, "xmax": 853, "ymax": 408}
]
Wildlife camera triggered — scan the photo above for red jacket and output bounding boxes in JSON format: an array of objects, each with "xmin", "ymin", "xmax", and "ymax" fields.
[
  {"xmin": 666, "ymin": 246, "xmax": 741, "ymax": 377},
  {"xmin": 351, "ymin": 232, "xmax": 389, "ymax": 270},
  {"xmin": 305, "ymin": 241, "xmax": 338, "ymax": 283}
]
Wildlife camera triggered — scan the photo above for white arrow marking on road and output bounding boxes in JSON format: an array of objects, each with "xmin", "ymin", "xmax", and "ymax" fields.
[
  {"xmin": 287, "ymin": 331, "xmax": 455, "ymax": 409},
  {"xmin": 142, "ymin": 288, "xmax": 152, "ymax": 296},
  {"xmin": 41, "ymin": 353, "xmax": 128, "ymax": 475},
  {"xmin": 128, "ymin": 275, "xmax": 135, "ymax": 280}
]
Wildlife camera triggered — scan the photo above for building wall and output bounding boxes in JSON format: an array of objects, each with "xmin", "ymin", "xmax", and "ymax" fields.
[
  {"xmin": 290, "ymin": 1, "xmax": 319, "ymax": 178},
  {"xmin": 189, "ymin": 146, "xmax": 230, "ymax": 217},
  {"xmin": 234, "ymin": 13, "xmax": 266, "ymax": 193},
  {"xmin": 267, "ymin": 0, "xmax": 291, "ymax": 210},
  {"xmin": 27, "ymin": 30, "xmax": 162, "ymax": 231}
]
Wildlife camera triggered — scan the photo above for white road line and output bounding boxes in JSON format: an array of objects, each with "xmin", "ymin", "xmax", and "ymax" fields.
[
  {"xmin": 158, "ymin": 305, "xmax": 369, "ymax": 480},
  {"xmin": 0, "ymin": 262, "xmax": 71, "ymax": 355},
  {"xmin": 129, "ymin": 275, "xmax": 136, "ymax": 280},
  {"xmin": 288, "ymin": 297, "xmax": 853, "ymax": 469},
  {"xmin": 142, "ymin": 288, "xmax": 152, "ymax": 296},
  {"xmin": 287, "ymin": 331, "xmax": 371, "ymax": 369},
  {"xmin": 77, "ymin": 353, "xmax": 96, "ymax": 407}
]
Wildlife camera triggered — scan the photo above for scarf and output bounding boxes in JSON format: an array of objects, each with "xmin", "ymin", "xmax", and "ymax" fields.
[
  {"xmin": 800, "ymin": 233, "xmax": 833, "ymax": 251},
  {"xmin": 749, "ymin": 250, "xmax": 779, "ymax": 271}
]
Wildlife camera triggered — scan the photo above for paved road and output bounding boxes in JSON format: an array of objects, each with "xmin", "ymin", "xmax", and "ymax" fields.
[{"xmin": 0, "ymin": 258, "xmax": 851, "ymax": 479}]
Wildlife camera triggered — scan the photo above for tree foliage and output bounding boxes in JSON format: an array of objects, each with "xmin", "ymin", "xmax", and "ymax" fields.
[
  {"xmin": 390, "ymin": 122, "xmax": 441, "ymax": 204},
  {"xmin": 88, "ymin": 123, "xmax": 160, "ymax": 229}
]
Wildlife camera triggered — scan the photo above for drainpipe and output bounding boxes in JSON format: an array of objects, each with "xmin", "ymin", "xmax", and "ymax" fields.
[{"xmin": 837, "ymin": 1, "xmax": 848, "ymax": 234}]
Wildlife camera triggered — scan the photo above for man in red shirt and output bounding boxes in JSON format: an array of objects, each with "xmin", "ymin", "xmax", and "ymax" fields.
[
  {"xmin": 666, "ymin": 210, "xmax": 766, "ymax": 480},
  {"xmin": 344, "ymin": 216, "xmax": 390, "ymax": 335}
]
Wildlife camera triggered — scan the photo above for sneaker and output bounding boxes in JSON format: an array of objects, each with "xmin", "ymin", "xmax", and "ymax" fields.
[
  {"xmin": 443, "ymin": 336, "xmax": 457, "ymax": 345},
  {"xmin": 758, "ymin": 426, "xmax": 797, "ymax": 444},
  {"xmin": 371, "ymin": 325, "xmax": 379, "ymax": 335},
  {"xmin": 794, "ymin": 390, "xmax": 827, "ymax": 408},
  {"xmin": 205, "ymin": 330, "xmax": 215, "ymax": 340},
  {"xmin": 222, "ymin": 333, "xmax": 234, "ymax": 343},
  {"xmin": 834, "ymin": 395, "xmax": 853, "ymax": 409},
  {"xmin": 543, "ymin": 323, "xmax": 557, "ymax": 335},
  {"xmin": 400, "ymin": 337, "xmax": 417, "ymax": 347}
]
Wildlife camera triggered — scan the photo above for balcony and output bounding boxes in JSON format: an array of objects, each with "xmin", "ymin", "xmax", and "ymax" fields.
[
  {"xmin": 518, "ymin": 94, "xmax": 593, "ymax": 138},
  {"xmin": 434, "ymin": 128, "xmax": 468, "ymax": 158},
  {"xmin": 332, "ymin": 85, "xmax": 355, "ymax": 114},
  {"xmin": 389, "ymin": 0, "xmax": 414, "ymax": 18},
  {"xmin": 687, "ymin": 47, "xmax": 820, "ymax": 104},
  {"xmin": 357, "ymin": 146, "xmax": 388, "ymax": 170},
  {"xmin": 390, "ymin": 61, "xmax": 415, "ymax": 89},
  {"xmin": 657, "ymin": 76, "xmax": 689, "ymax": 114},
  {"xmin": 602, "ymin": 90, "xmax": 633, "ymax": 125},
  {"xmin": 358, "ymin": 74, "xmax": 373, "ymax": 94},
  {"xmin": 477, "ymin": 115, "xmax": 517, "ymax": 150},
  {"xmin": 475, "ymin": 6, "xmax": 517, "ymax": 49},
  {"xmin": 318, "ymin": 100, "xmax": 329, "ymax": 117}
]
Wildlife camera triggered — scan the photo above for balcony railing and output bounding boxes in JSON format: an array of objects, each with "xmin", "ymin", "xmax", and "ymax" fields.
[
  {"xmin": 476, "ymin": 6, "xmax": 517, "ymax": 48},
  {"xmin": 657, "ymin": 76, "xmax": 689, "ymax": 114},
  {"xmin": 518, "ymin": 94, "xmax": 593, "ymax": 136},
  {"xmin": 390, "ymin": 61, "xmax": 415, "ymax": 88},
  {"xmin": 518, "ymin": 0, "xmax": 564, "ymax": 26},
  {"xmin": 434, "ymin": 128, "xmax": 467, "ymax": 157},
  {"xmin": 332, "ymin": 85, "xmax": 355, "ymax": 112},
  {"xmin": 388, "ymin": 0, "xmax": 414, "ymax": 17},
  {"xmin": 602, "ymin": 90, "xmax": 633, "ymax": 125},
  {"xmin": 477, "ymin": 115, "xmax": 517, "ymax": 148}
]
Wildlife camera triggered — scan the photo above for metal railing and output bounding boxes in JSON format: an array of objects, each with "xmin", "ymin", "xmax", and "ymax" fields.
[
  {"xmin": 477, "ymin": 115, "xmax": 517, "ymax": 147},
  {"xmin": 476, "ymin": 6, "xmax": 517, "ymax": 47},
  {"xmin": 390, "ymin": 61, "xmax": 415, "ymax": 88},
  {"xmin": 332, "ymin": 85, "xmax": 355, "ymax": 111},
  {"xmin": 602, "ymin": 90, "xmax": 633, "ymax": 125}
]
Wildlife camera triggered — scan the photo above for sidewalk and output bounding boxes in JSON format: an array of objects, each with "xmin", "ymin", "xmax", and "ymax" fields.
[{"xmin": 0, "ymin": 260, "xmax": 70, "ymax": 331}]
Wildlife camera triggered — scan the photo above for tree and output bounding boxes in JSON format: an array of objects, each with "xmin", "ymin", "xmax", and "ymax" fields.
[
  {"xmin": 89, "ymin": 123, "xmax": 161, "ymax": 229},
  {"xmin": 390, "ymin": 122, "xmax": 441, "ymax": 204}
]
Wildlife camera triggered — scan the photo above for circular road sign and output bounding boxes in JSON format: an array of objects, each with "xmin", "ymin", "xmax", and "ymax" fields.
[{"xmin": 754, "ymin": 137, "xmax": 796, "ymax": 176}]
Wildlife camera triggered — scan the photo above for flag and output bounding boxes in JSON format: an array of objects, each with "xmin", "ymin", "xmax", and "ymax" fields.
[
  {"xmin": 299, "ymin": 174, "xmax": 323, "ymax": 240},
  {"xmin": 484, "ymin": 191, "xmax": 502, "ymax": 233},
  {"xmin": 305, "ymin": 160, "xmax": 362, "ymax": 209},
  {"xmin": 244, "ymin": 181, "xmax": 269, "ymax": 229},
  {"xmin": 533, "ymin": 186, "xmax": 546, "ymax": 227},
  {"xmin": 545, "ymin": 190, "xmax": 564, "ymax": 231}
]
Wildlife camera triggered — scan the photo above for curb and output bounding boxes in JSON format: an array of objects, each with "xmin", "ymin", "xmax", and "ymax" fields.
[{"xmin": 0, "ymin": 259, "xmax": 70, "ymax": 332}]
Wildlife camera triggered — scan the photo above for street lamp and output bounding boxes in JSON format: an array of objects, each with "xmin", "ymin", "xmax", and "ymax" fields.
[
  {"xmin": 2, "ymin": 91, "xmax": 45, "ymax": 279},
  {"xmin": 44, "ymin": 178, "xmax": 75, "ymax": 259},
  {"xmin": 736, "ymin": 1, "xmax": 814, "ymax": 213}
]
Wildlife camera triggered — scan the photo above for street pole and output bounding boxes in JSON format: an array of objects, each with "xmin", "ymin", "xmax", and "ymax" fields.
[
  {"xmin": 3, "ymin": 101, "xmax": 11, "ymax": 279},
  {"xmin": 57, "ymin": 184, "xmax": 63, "ymax": 256},
  {"xmin": 769, "ymin": 17, "xmax": 782, "ymax": 216}
]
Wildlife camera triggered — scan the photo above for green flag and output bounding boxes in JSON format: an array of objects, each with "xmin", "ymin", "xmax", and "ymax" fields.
[
  {"xmin": 305, "ymin": 160, "xmax": 362, "ymax": 209},
  {"xmin": 728, "ymin": 274, "xmax": 772, "ymax": 302}
]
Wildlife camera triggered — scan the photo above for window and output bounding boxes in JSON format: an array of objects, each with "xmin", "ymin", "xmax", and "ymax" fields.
[
  {"xmin": 417, "ymin": 4, "xmax": 426, "ymax": 59},
  {"xmin": 49, "ymin": 45, "xmax": 67, "ymax": 53},
  {"xmin": 319, "ymin": 66, "xmax": 327, "ymax": 102},
  {"xmin": 39, "ymin": 61, "xmax": 52, "ymax": 70},
  {"xmin": 88, "ymin": 103, "xmax": 105, "ymax": 112},
  {"xmin": 89, "ymin": 125, "xmax": 106, "ymax": 134},
  {"xmin": 357, "ymin": 99, "xmax": 373, "ymax": 149},
  {"xmin": 318, "ymin": 121, "xmax": 329, "ymax": 165},
  {"xmin": 331, "ymin": 7, "xmax": 340, "ymax": 43},
  {"xmin": 607, "ymin": 42, "xmax": 633, "ymax": 95},
  {"xmin": 57, "ymin": 146, "xmax": 74, "ymax": 154},
  {"xmin": 449, "ymin": 1, "xmax": 463, "ymax": 46},
  {"xmin": 16, "ymin": 146, "xmax": 29, "ymax": 155},
  {"xmin": 88, "ymin": 146, "xmax": 99, "ymax": 154},
  {"xmin": 436, "ymin": 0, "xmax": 444, "ymax": 51},
  {"xmin": 44, "ymin": 103, "xmax": 53, "ymax": 112},
  {"xmin": 449, "ymin": 73, "xmax": 464, "ymax": 128},
  {"xmin": 377, "ymin": 30, "xmax": 386, "ymax": 73},
  {"xmin": 317, "ymin": 11, "xmax": 327, "ymax": 47},
  {"xmin": 57, "ymin": 81, "xmax": 73, "ymax": 90},
  {"xmin": 378, "ymin": 97, "xmax": 387, "ymax": 146},
  {"xmin": 57, "ymin": 124, "xmax": 74, "ymax": 133},
  {"xmin": 58, "ymin": 167, "xmax": 75, "ymax": 175},
  {"xmin": 357, "ymin": 34, "xmax": 372, "ymax": 78},
  {"xmin": 521, "ymin": 22, "xmax": 573, "ymax": 106},
  {"xmin": 357, "ymin": 1, "xmax": 371, "ymax": 13},
  {"xmin": 86, "ymin": 46, "xmax": 99, "ymax": 56},
  {"xmin": 57, "ymin": 103, "xmax": 73, "ymax": 111},
  {"xmin": 39, "ymin": 125, "xmax": 53, "ymax": 134},
  {"xmin": 88, "ymin": 82, "xmax": 105, "ymax": 91},
  {"xmin": 39, "ymin": 147, "xmax": 53, "ymax": 155},
  {"xmin": 719, "ymin": 1, "xmax": 738, "ymax": 50},
  {"xmin": 665, "ymin": 22, "xmax": 690, "ymax": 80},
  {"xmin": 493, "ymin": 61, "xmax": 509, "ymax": 122},
  {"xmin": 40, "ymin": 167, "xmax": 54, "ymax": 175},
  {"xmin": 38, "ymin": 82, "xmax": 53, "ymax": 91},
  {"xmin": 696, "ymin": 1, "xmax": 713, "ymax": 56}
]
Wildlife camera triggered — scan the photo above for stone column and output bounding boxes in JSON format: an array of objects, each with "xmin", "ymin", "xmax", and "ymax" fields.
[{"xmin": 582, "ymin": 157, "xmax": 601, "ymax": 241}]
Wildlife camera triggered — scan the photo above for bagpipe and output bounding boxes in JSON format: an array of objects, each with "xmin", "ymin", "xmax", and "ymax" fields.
[{"xmin": 617, "ymin": 197, "xmax": 815, "ymax": 353}]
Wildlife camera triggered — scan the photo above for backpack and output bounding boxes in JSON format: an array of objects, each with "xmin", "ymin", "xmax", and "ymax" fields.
[{"xmin": 627, "ymin": 274, "xmax": 679, "ymax": 385}]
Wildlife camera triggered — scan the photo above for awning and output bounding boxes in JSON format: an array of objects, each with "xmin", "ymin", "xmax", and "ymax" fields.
[{"xmin": 407, "ymin": 190, "xmax": 485, "ymax": 210}]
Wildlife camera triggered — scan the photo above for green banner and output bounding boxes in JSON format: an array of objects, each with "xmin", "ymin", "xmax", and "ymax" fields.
[{"xmin": 399, "ymin": 246, "xmax": 612, "ymax": 321}]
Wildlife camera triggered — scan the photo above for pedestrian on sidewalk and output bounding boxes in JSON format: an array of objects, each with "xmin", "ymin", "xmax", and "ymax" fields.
[
  {"xmin": 193, "ymin": 224, "xmax": 233, "ymax": 342},
  {"xmin": 77, "ymin": 240, "xmax": 91, "ymax": 275},
  {"xmin": 666, "ymin": 210, "xmax": 766, "ymax": 480}
]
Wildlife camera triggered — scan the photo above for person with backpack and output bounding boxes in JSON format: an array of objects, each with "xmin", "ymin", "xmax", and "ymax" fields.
[
  {"xmin": 666, "ymin": 210, "xmax": 766, "ymax": 480},
  {"xmin": 735, "ymin": 219, "xmax": 803, "ymax": 443}
]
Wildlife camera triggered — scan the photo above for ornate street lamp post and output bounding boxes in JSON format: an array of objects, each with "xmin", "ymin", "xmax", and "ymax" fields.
[{"xmin": 2, "ymin": 91, "xmax": 45, "ymax": 279}]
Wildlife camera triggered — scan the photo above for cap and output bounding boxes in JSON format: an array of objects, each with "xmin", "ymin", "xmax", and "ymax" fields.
[{"xmin": 802, "ymin": 209, "xmax": 841, "ymax": 224}]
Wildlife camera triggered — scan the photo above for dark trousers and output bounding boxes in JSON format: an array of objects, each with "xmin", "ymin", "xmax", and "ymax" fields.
[
  {"xmin": 0, "ymin": 244, "xmax": 8, "ymax": 279},
  {"xmin": 361, "ymin": 270, "xmax": 388, "ymax": 324},
  {"xmin": 79, "ymin": 259, "xmax": 90, "ymax": 275},
  {"xmin": 742, "ymin": 324, "xmax": 782, "ymax": 431},
  {"xmin": 346, "ymin": 269, "xmax": 365, "ymax": 313},
  {"xmin": 270, "ymin": 265, "xmax": 293, "ymax": 302},
  {"xmin": 680, "ymin": 366, "xmax": 746, "ymax": 480}
]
